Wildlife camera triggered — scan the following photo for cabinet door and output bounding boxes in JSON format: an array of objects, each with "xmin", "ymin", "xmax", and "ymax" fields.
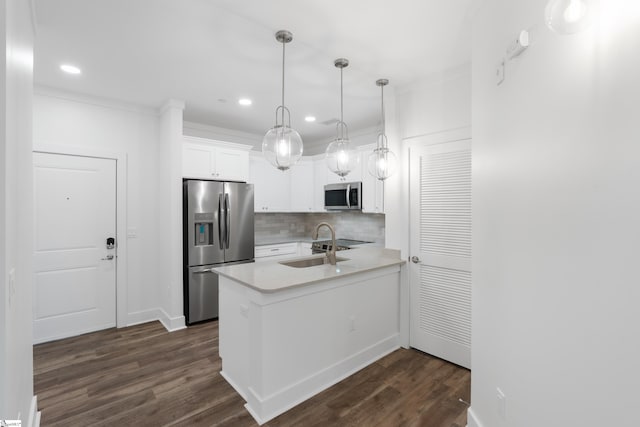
[
  {"xmin": 215, "ymin": 148, "xmax": 249, "ymax": 182},
  {"xmin": 314, "ymin": 158, "xmax": 328, "ymax": 212},
  {"xmin": 183, "ymin": 143, "xmax": 215, "ymax": 179},
  {"xmin": 290, "ymin": 160, "xmax": 314, "ymax": 212},
  {"xmin": 250, "ymin": 155, "xmax": 291, "ymax": 212},
  {"xmin": 361, "ymin": 150, "xmax": 385, "ymax": 213}
]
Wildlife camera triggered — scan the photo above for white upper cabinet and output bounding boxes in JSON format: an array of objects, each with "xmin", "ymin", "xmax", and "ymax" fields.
[
  {"xmin": 249, "ymin": 154, "xmax": 291, "ymax": 212},
  {"xmin": 360, "ymin": 147, "xmax": 385, "ymax": 213},
  {"xmin": 313, "ymin": 157, "xmax": 328, "ymax": 212},
  {"xmin": 182, "ymin": 136, "xmax": 251, "ymax": 182},
  {"xmin": 247, "ymin": 148, "xmax": 383, "ymax": 214},
  {"xmin": 290, "ymin": 159, "xmax": 314, "ymax": 212}
]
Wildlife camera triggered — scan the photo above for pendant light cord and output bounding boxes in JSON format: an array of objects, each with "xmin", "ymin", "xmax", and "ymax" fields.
[
  {"xmin": 281, "ymin": 39, "xmax": 286, "ymax": 127},
  {"xmin": 381, "ymin": 84, "xmax": 386, "ymax": 149}
]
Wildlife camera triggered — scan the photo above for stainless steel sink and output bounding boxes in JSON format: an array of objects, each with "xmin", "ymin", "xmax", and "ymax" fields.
[{"xmin": 279, "ymin": 256, "xmax": 349, "ymax": 268}]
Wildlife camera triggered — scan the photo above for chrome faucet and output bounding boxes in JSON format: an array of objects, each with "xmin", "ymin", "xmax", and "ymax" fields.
[{"xmin": 312, "ymin": 222, "xmax": 337, "ymax": 265}]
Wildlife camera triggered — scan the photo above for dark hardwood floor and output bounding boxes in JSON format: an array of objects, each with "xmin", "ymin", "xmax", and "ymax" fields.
[{"xmin": 34, "ymin": 321, "xmax": 470, "ymax": 426}]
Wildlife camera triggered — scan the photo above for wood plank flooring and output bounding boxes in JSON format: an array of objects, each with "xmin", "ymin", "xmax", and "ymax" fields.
[{"xmin": 34, "ymin": 321, "xmax": 469, "ymax": 426}]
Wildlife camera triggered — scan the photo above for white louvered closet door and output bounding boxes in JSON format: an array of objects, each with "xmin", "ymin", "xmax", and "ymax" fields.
[{"xmin": 409, "ymin": 138, "xmax": 471, "ymax": 369}]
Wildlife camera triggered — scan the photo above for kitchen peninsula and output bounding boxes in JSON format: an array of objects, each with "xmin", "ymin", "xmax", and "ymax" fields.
[{"xmin": 214, "ymin": 246, "xmax": 407, "ymax": 424}]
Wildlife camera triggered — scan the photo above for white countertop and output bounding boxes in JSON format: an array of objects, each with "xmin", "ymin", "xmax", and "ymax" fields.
[{"xmin": 214, "ymin": 246, "xmax": 405, "ymax": 293}]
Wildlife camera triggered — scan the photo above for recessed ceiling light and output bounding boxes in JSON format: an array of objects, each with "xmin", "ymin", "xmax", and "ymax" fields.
[
  {"xmin": 60, "ymin": 64, "xmax": 82, "ymax": 75},
  {"xmin": 305, "ymin": 116, "xmax": 316, "ymax": 122},
  {"xmin": 238, "ymin": 98, "xmax": 252, "ymax": 106}
]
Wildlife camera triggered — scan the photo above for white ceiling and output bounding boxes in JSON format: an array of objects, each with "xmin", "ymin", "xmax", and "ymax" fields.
[{"xmin": 34, "ymin": 0, "xmax": 476, "ymax": 145}]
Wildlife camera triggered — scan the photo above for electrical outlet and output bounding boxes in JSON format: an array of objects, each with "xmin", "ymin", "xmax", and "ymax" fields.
[{"xmin": 496, "ymin": 387, "xmax": 506, "ymax": 419}]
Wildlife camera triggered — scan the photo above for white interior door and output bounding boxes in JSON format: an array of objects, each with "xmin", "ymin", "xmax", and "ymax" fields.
[
  {"xmin": 33, "ymin": 152, "xmax": 117, "ymax": 343},
  {"xmin": 409, "ymin": 138, "xmax": 471, "ymax": 369}
]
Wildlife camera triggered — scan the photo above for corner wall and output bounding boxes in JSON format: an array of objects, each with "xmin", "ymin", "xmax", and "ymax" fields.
[
  {"xmin": 1, "ymin": 0, "xmax": 36, "ymax": 423},
  {"xmin": 471, "ymin": 1, "xmax": 640, "ymax": 426}
]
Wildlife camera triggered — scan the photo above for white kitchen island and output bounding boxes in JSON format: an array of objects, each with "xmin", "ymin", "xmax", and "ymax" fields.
[{"xmin": 214, "ymin": 247, "xmax": 408, "ymax": 425}]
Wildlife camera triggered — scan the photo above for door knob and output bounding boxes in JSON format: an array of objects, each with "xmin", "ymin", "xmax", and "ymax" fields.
[
  {"xmin": 101, "ymin": 254, "xmax": 115, "ymax": 261},
  {"xmin": 411, "ymin": 256, "xmax": 421, "ymax": 264}
]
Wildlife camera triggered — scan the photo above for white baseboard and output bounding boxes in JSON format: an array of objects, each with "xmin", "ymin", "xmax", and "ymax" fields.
[
  {"xmin": 158, "ymin": 308, "xmax": 186, "ymax": 332},
  {"xmin": 27, "ymin": 395, "xmax": 40, "ymax": 427},
  {"xmin": 243, "ymin": 334, "xmax": 400, "ymax": 425},
  {"xmin": 126, "ymin": 308, "xmax": 161, "ymax": 327},
  {"xmin": 467, "ymin": 407, "xmax": 483, "ymax": 427}
]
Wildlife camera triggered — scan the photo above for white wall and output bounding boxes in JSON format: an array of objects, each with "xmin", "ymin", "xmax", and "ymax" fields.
[
  {"xmin": 1, "ymin": 0, "xmax": 36, "ymax": 422},
  {"xmin": 157, "ymin": 100, "xmax": 186, "ymax": 330},
  {"xmin": 386, "ymin": 65, "xmax": 472, "ymax": 257},
  {"xmin": 471, "ymin": 1, "xmax": 640, "ymax": 426},
  {"xmin": 33, "ymin": 90, "xmax": 163, "ymax": 327}
]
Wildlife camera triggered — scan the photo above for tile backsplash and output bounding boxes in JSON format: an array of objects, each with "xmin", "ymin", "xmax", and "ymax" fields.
[{"xmin": 255, "ymin": 212, "xmax": 385, "ymax": 244}]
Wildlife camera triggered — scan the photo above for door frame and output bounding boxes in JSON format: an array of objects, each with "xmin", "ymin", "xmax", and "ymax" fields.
[
  {"xmin": 34, "ymin": 143, "xmax": 128, "ymax": 328},
  {"xmin": 405, "ymin": 126, "xmax": 471, "ymax": 357}
]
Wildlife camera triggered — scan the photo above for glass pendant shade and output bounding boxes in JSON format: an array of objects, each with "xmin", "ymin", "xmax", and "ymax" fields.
[
  {"xmin": 368, "ymin": 136, "xmax": 397, "ymax": 181},
  {"xmin": 326, "ymin": 137, "xmax": 358, "ymax": 177},
  {"xmin": 545, "ymin": 0, "xmax": 592, "ymax": 34},
  {"xmin": 262, "ymin": 124, "xmax": 303, "ymax": 171},
  {"xmin": 368, "ymin": 78, "xmax": 397, "ymax": 181},
  {"xmin": 326, "ymin": 58, "xmax": 356, "ymax": 178},
  {"xmin": 263, "ymin": 30, "xmax": 303, "ymax": 171}
]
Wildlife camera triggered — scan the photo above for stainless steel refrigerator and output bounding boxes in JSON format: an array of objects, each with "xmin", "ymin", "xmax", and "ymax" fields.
[{"xmin": 183, "ymin": 179, "xmax": 254, "ymax": 324}]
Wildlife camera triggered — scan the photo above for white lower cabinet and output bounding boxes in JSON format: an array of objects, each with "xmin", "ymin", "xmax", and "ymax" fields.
[
  {"xmin": 254, "ymin": 243, "xmax": 299, "ymax": 262},
  {"xmin": 254, "ymin": 242, "xmax": 313, "ymax": 262}
]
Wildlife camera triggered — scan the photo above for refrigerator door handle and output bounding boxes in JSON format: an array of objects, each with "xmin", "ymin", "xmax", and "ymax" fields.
[
  {"xmin": 218, "ymin": 193, "xmax": 225, "ymax": 250},
  {"xmin": 225, "ymin": 193, "xmax": 231, "ymax": 249},
  {"xmin": 346, "ymin": 184, "xmax": 351, "ymax": 208},
  {"xmin": 193, "ymin": 268, "xmax": 215, "ymax": 274}
]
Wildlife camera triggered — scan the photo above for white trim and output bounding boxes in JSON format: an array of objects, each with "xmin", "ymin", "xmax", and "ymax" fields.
[
  {"xmin": 466, "ymin": 407, "xmax": 483, "ymax": 427},
  {"xmin": 27, "ymin": 395, "xmax": 40, "ymax": 427},
  {"xmin": 126, "ymin": 308, "xmax": 162, "ymax": 327},
  {"xmin": 183, "ymin": 135, "xmax": 253, "ymax": 151},
  {"xmin": 183, "ymin": 120, "xmax": 262, "ymax": 146},
  {"xmin": 160, "ymin": 98, "xmax": 185, "ymax": 115},
  {"xmin": 158, "ymin": 308, "xmax": 186, "ymax": 332},
  {"xmin": 404, "ymin": 126, "xmax": 471, "ymax": 146},
  {"xmin": 34, "ymin": 85, "xmax": 158, "ymax": 117},
  {"xmin": 33, "ymin": 144, "xmax": 129, "ymax": 328}
]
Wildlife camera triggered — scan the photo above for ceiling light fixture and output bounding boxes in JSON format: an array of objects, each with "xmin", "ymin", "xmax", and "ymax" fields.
[
  {"xmin": 326, "ymin": 58, "xmax": 357, "ymax": 178},
  {"xmin": 368, "ymin": 79, "xmax": 397, "ymax": 181},
  {"xmin": 545, "ymin": 0, "xmax": 593, "ymax": 34},
  {"xmin": 60, "ymin": 64, "xmax": 81, "ymax": 75},
  {"xmin": 304, "ymin": 116, "xmax": 316, "ymax": 123},
  {"xmin": 262, "ymin": 30, "xmax": 303, "ymax": 171},
  {"xmin": 238, "ymin": 98, "xmax": 252, "ymax": 106}
]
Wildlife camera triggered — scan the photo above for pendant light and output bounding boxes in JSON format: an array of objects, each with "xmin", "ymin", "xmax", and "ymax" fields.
[
  {"xmin": 545, "ymin": 0, "xmax": 593, "ymax": 34},
  {"xmin": 326, "ymin": 58, "xmax": 357, "ymax": 178},
  {"xmin": 262, "ymin": 30, "xmax": 303, "ymax": 171},
  {"xmin": 368, "ymin": 79, "xmax": 397, "ymax": 181}
]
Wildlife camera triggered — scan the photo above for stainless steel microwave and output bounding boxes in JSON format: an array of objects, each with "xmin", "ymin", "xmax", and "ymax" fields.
[{"xmin": 324, "ymin": 182, "xmax": 362, "ymax": 210}]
